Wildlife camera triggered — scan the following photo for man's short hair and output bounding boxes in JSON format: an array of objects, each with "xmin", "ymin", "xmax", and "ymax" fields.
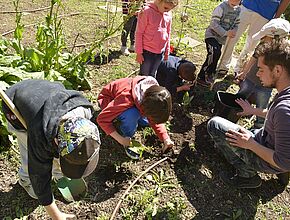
[
  {"xmin": 255, "ymin": 38, "xmax": 290, "ymax": 74},
  {"xmin": 178, "ymin": 62, "xmax": 197, "ymax": 82},
  {"xmin": 141, "ymin": 85, "xmax": 172, "ymax": 124},
  {"xmin": 58, "ymin": 117, "xmax": 101, "ymax": 179}
]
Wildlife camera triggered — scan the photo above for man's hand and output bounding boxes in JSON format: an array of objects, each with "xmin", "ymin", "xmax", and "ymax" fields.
[
  {"xmin": 162, "ymin": 138, "xmax": 174, "ymax": 153},
  {"xmin": 227, "ymin": 30, "xmax": 236, "ymax": 38},
  {"xmin": 136, "ymin": 53, "xmax": 144, "ymax": 64},
  {"xmin": 235, "ymin": 98, "xmax": 255, "ymax": 116},
  {"xmin": 225, "ymin": 128, "xmax": 256, "ymax": 150}
]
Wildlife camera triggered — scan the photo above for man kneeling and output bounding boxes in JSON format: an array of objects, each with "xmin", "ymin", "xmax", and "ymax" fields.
[{"xmin": 207, "ymin": 38, "xmax": 290, "ymax": 188}]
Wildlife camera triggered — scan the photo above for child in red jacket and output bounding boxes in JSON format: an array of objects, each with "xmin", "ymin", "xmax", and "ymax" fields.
[{"xmin": 97, "ymin": 76, "xmax": 173, "ymax": 159}]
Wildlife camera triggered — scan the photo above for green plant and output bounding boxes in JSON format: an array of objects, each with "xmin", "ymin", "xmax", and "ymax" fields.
[
  {"xmin": 147, "ymin": 169, "xmax": 177, "ymax": 194},
  {"xmin": 182, "ymin": 91, "xmax": 193, "ymax": 111}
]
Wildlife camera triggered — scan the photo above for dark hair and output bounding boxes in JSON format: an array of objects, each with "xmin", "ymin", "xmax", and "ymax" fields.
[
  {"xmin": 178, "ymin": 62, "xmax": 197, "ymax": 81},
  {"xmin": 141, "ymin": 85, "xmax": 172, "ymax": 124},
  {"xmin": 255, "ymin": 38, "xmax": 290, "ymax": 74}
]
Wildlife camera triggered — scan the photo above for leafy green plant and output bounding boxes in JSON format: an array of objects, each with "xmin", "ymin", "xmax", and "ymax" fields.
[
  {"xmin": 182, "ymin": 91, "xmax": 194, "ymax": 111},
  {"xmin": 147, "ymin": 169, "xmax": 177, "ymax": 194}
]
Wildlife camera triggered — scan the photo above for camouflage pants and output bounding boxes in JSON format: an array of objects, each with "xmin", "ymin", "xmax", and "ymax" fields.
[{"xmin": 207, "ymin": 116, "xmax": 264, "ymax": 178}]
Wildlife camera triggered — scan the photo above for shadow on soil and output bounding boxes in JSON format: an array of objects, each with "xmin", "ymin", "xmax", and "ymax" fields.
[
  {"xmin": 0, "ymin": 183, "xmax": 39, "ymax": 219},
  {"xmin": 86, "ymin": 50, "xmax": 122, "ymax": 66},
  {"xmin": 174, "ymin": 121, "xmax": 285, "ymax": 219}
]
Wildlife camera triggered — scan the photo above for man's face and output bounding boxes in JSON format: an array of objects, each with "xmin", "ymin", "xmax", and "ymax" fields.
[{"xmin": 256, "ymin": 56, "xmax": 278, "ymax": 88}]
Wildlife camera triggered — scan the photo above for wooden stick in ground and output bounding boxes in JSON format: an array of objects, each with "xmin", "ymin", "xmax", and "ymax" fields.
[
  {"xmin": 110, "ymin": 157, "xmax": 168, "ymax": 220},
  {"xmin": 0, "ymin": 89, "xmax": 27, "ymax": 129},
  {"xmin": 217, "ymin": 37, "xmax": 231, "ymax": 71}
]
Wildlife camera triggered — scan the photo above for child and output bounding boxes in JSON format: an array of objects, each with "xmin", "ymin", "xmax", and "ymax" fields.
[
  {"xmin": 135, "ymin": 0, "xmax": 179, "ymax": 77},
  {"xmin": 197, "ymin": 0, "xmax": 241, "ymax": 87},
  {"xmin": 97, "ymin": 76, "xmax": 174, "ymax": 159},
  {"xmin": 156, "ymin": 55, "xmax": 196, "ymax": 99},
  {"xmin": 120, "ymin": 0, "xmax": 139, "ymax": 55},
  {"xmin": 234, "ymin": 18, "xmax": 290, "ymax": 128},
  {"xmin": 2, "ymin": 79, "xmax": 100, "ymax": 219}
]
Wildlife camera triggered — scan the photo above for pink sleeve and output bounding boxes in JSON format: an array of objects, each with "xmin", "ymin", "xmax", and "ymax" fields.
[
  {"xmin": 135, "ymin": 10, "xmax": 148, "ymax": 54},
  {"xmin": 165, "ymin": 17, "xmax": 172, "ymax": 56}
]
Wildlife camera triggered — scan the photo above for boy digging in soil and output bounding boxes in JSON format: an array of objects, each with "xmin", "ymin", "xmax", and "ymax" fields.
[{"xmin": 97, "ymin": 76, "xmax": 173, "ymax": 159}]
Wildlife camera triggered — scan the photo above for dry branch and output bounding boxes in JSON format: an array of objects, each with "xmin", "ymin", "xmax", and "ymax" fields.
[
  {"xmin": 0, "ymin": 6, "xmax": 51, "ymax": 14},
  {"xmin": 110, "ymin": 157, "xmax": 168, "ymax": 220}
]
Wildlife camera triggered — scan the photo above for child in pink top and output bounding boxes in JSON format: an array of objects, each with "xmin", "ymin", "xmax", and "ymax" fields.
[{"xmin": 135, "ymin": 0, "xmax": 178, "ymax": 77}]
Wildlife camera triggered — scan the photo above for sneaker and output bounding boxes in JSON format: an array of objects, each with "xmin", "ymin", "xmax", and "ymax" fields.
[
  {"xmin": 277, "ymin": 172, "xmax": 290, "ymax": 186},
  {"xmin": 128, "ymin": 44, "xmax": 135, "ymax": 53},
  {"xmin": 220, "ymin": 171, "xmax": 262, "ymax": 188},
  {"xmin": 18, "ymin": 178, "xmax": 38, "ymax": 199},
  {"xmin": 121, "ymin": 46, "xmax": 130, "ymax": 56},
  {"xmin": 125, "ymin": 147, "xmax": 141, "ymax": 160}
]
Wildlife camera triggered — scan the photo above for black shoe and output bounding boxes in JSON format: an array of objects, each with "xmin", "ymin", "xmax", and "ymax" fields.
[
  {"xmin": 277, "ymin": 172, "xmax": 290, "ymax": 186},
  {"xmin": 220, "ymin": 171, "xmax": 262, "ymax": 188}
]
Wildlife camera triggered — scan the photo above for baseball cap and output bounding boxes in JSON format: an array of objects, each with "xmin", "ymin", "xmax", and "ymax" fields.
[
  {"xmin": 252, "ymin": 18, "xmax": 290, "ymax": 41},
  {"xmin": 58, "ymin": 117, "xmax": 100, "ymax": 179}
]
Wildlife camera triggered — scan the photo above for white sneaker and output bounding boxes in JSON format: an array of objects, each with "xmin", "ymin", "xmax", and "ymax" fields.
[
  {"xmin": 18, "ymin": 178, "xmax": 38, "ymax": 199},
  {"xmin": 128, "ymin": 45, "xmax": 135, "ymax": 53},
  {"xmin": 121, "ymin": 46, "xmax": 130, "ymax": 56}
]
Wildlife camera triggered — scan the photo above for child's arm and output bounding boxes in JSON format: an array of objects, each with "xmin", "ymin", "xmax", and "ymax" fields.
[
  {"xmin": 45, "ymin": 202, "xmax": 75, "ymax": 220},
  {"xmin": 209, "ymin": 6, "xmax": 228, "ymax": 38},
  {"xmin": 135, "ymin": 8, "xmax": 148, "ymax": 63},
  {"xmin": 149, "ymin": 121, "xmax": 175, "ymax": 152},
  {"xmin": 110, "ymin": 131, "xmax": 131, "ymax": 146},
  {"xmin": 164, "ymin": 14, "xmax": 172, "ymax": 61}
]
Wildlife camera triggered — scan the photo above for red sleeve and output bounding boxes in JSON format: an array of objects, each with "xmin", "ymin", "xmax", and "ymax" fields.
[{"xmin": 148, "ymin": 119, "xmax": 169, "ymax": 141}]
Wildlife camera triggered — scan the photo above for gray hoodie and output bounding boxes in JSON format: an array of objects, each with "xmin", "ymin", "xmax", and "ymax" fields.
[
  {"xmin": 255, "ymin": 86, "xmax": 290, "ymax": 173},
  {"xmin": 205, "ymin": 0, "xmax": 241, "ymax": 45}
]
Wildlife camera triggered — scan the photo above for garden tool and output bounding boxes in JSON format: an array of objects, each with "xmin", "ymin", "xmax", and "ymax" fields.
[
  {"xmin": 0, "ymin": 88, "xmax": 27, "ymax": 129},
  {"xmin": 56, "ymin": 176, "xmax": 88, "ymax": 202},
  {"xmin": 0, "ymin": 87, "xmax": 87, "ymax": 202}
]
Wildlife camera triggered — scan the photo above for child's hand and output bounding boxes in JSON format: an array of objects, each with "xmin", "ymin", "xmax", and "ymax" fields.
[
  {"xmin": 227, "ymin": 30, "xmax": 236, "ymax": 38},
  {"xmin": 120, "ymin": 136, "xmax": 131, "ymax": 146},
  {"xmin": 177, "ymin": 83, "xmax": 194, "ymax": 92},
  {"xmin": 162, "ymin": 138, "xmax": 174, "ymax": 153},
  {"xmin": 136, "ymin": 53, "xmax": 144, "ymax": 64}
]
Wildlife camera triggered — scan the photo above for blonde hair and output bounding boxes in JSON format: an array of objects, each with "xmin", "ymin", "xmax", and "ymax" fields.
[{"xmin": 155, "ymin": 0, "xmax": 179, "ymax": 7}]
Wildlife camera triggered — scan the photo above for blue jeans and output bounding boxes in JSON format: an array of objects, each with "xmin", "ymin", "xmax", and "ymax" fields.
[
  {"xmin": 117, "ymin": 107, "xmax": 149, "ymax": 137},
  {"xmin": 140, "ymin": 50, "xmax": 163, "ymax": 77},
  {"xmin": 237, "ymin": 79, "xmax": 272, "ymax": 128},
  {"xmin": 207, "ymin": 116, "xmax": 264, "ymax": 177}
]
